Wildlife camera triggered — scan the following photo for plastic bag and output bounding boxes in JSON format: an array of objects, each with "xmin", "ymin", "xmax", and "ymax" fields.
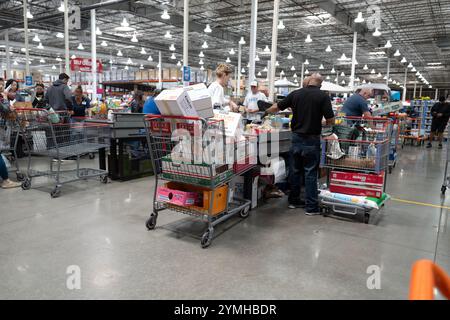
[
  {"xmin": 319, "ymin": 190, "xmax": 380, "ymax": 210},
  {"xmin": 326, "ymin": 134, "xmax": 345, "ymax": 160},
  {"xmin": 1, "ymin": 154, "xmax": 11, "ymax": 169},
  {"xmin": 47, "ymin": 108, "xmax": 60, "ymax": 124}
]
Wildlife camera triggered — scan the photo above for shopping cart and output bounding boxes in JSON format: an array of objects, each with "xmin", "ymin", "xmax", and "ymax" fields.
[
  {"xmin": 144, "ymin": 115, "xmax": 256, "ymax": 248},
  {"xmin": 16, "ymin": 108, "xmax": 110, "ymax": 198},
  {"xmin": 0, "ymin": 111, "xmax": 24, "ymax": 181},
  {"xmin": 319, "ymin": 117, "xmax": 391, "ymax": 224},
  {"xmin": 388, "ymin": 115, "xmax": 400, "ymax": 174},
  {"xmin": 441, "ymin": 130, "xmax": 450, "ymax": 195}
]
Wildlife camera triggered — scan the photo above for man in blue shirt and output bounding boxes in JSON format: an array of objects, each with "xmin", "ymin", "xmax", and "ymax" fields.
[
  {"xmin": 342, "ymin": 88, "xmax": 373, "ymax": 117},
  {"xmin": 143, "ymin": 90, "xmax": 161, "ymax": 115}
]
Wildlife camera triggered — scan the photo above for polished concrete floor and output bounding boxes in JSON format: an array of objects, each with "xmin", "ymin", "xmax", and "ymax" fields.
[{"xmin": 0, "ymin": 146, "xmax": 449, "ymax": 300}]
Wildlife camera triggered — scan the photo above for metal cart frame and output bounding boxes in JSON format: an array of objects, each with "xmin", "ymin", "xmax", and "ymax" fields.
[
  {"xmin": 144, "ymin": 115, "xmax": 255, "ymax": 248},
  {"xmin": 441, "ymin": 130, "xmax": 450, "ymax": 195},
  {"xmin": 16, "ymin": 108, "xmax": 110, "ymax": 198},
  {"xmin": 0, "ymin": 111, "xmax": 24, "ymax": 181}
]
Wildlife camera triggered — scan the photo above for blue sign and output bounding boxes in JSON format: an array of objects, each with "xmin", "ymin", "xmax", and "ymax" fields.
[
  {"xmin": 25, "ymin": 76, "xmax": 32, "ymax": 86},
  {"xmin": 183, "ymin": 66, "xmax": 191, "ymax": 83}
]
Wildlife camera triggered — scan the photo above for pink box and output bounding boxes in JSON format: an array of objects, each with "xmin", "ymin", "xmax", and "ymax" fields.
[
  {"xmin": 156, "ymin": 186, "xmax": 199, "ymax": 206},
  {"xmin": 329, "ymin": 171, "xmax": 385, "ymax": 198}
]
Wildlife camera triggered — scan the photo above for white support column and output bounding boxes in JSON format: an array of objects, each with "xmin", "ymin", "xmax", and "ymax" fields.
[
  {"xmin": 234, "ymin": 66, "xmax": 237, "ymax": 98},
  {"xmin": 91, "ymin": 9, "xmax": 97, "ymax": 101},
  {"xmin": 300, "ymin": 63, "xmax": 305, "ymax": 88},
  {"xmin": 5, "ymin": 30, "xmax": 11, "ymax": 78},
  {"xmin": 237, "ymin": 43, "xmax": 242, "ymax": 97},
  {"xmin": 413, "ymin": 81, "xmax": 417, "ymax": 99},
  {"xmin": 386, "ymin": 58, "xmax": 391, "ymax": 86},
  {"xmin": 419, "ymin": 86, "xmax": 423, "ymax": 98},
  {"xmin": 435, "ymin": 88, "xmax": 439, "ymax": 101},
  {"xmin": 248, "ymin": 0, "xmax": 258, "ymax": 92},
  {"xmin": 64, "ymin": 0, "xmax": 70, "ymax": 75},
  {"xmin": 183, "ymin": 0, "xmax": 189, "ymax": 86},
  {"xmin": 402, "ymin": 68, "xmax": 407, "ymax": 103},
  {"xmin": 350, "ymin": 31, "xmax": 357, "ymax": 89},
  {"xmin": 268, "ymin": 0, "xmax": 279, "ymax": 102},
  {"xmin": 23, "ymin": 0, "xmax": 30, "ymax": 80},
  {"xmin": 158, "ymin": 51, "xmax": 162, "ymax": 90}
]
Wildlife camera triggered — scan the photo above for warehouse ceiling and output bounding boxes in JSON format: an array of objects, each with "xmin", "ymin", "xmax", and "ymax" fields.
[{"xmin": 0, "ymin": 0, "xmax": 449, "ymax": 90}]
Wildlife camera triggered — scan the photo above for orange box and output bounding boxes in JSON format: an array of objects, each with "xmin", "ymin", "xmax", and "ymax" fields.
[{"xmin": 165, "ymin": 182, "xmax": 228, "ymax": 216}]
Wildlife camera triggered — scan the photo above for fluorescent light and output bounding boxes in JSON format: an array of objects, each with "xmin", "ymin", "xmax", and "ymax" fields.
[
  {"xmin": 277, "ymin": 20, "xmax": 285, "ymax": 30},
  {"xmin": 164, "ymin": 31, "xmax": 172, "ymax": 39},
  {"xmin": 331, "ymin": 67, "xmax": 336, "ymax": 74},
  {"xmin": 58, "ymin": 2, "xmax": 65, "ymax": 12},
  {"xmin": 384, "ymin": 40, "xmax": 392, "ymax": 48},
  {"xmin": 394, "ymin": 50, "xmax": 401, "ymax": 57},
  {"xmin": 169, "ymin": 44, "xmax": 176, "ymax": 51},
  {"xmin": 27, "ymin": 10, "xmax": 33, "ymax": 19},
  {"xmin": 52, "ymin": 65, "xmax": 56, "ymax": 69},
  {"xmin": 287, "ymin": 53, "xmax": 293, "ymax": 60},
  {"xmin": 428, "ymin": 62, "xmax": 442, "ymax": 66},
  {"xmin": 170, "ymin": 53, "xmax": 176, "ymax": 60},
  {"xmin": 147, "ymin": 55, "xmax": 153, "ymax": 61},
  {"xmin": 124, "ymin": 65, "xmax": 129, "ymax": 70},
  {"xmin": 96, "ymin": 27, "xmax": 102, "ymax": 36},
  {"xmin": 32, "ymin": 34, "xmax": 40, "ymax": 42},
  {"xmin": 304, "ymin": 59, "xmax": 310, "ymax": 65},
  {"xmin": 326, "ymin": 76, "xmax": 330, "ymax": 80},
  {"xmin": 305, "ymin": 34, "xmax": 312, "ymax": 43},
  {"xmin": 199, "ymin": 51, "xmax": 205, "ymax": 58},
  {"xmin": 325, "ymin": 45, "xmax": 332, "ymax": 53},
  {"xmin": 37, "ymin": 42, "xmax": 44, "ymax": 50},
  {"xmin": 56, "ymin": 57, "xmax": 62, "ymax": 62},
  {"xmin": 372, "ymin": 28, "xmax": 382, "ymax": 37},
  {"xmin": 263, "ymin": 67, "xmax": 268, "ymax": 72},
  {"xmin": 257, "ymin": 72, "xmax": 262, "ymax": 76},
  {"xmin": 264, "ymin": 45, "xmax": 271, "ymax": 53},
  {"xmin": 177, "ymin": 61, "xmax": 181, "ymax": 66},
  {"xmin": 202, "ymin": 41, "xmax": 208, "ymax": 49},
  {"xmin": 319, "ymin": 64, "xmax": 324, "ymax": 70},
  {"xmin": 239, "ymin": 37, "xmax": 246, "ymax": 45},
  {"xmin": 161, "ymin": 10, "xmax": 170, "ymax": 20},
  {"xmin": 226, "ymin": 57, "xmax": 231, "ymax": 63},
  {"xmin": 255, "ymin": 55, "xmax": 260, "ymax": 62},
  {"xmin": 101, "ymin": 41, "xmax": 108, "ymax": 47},
  {"xmin": 241, "ymin": 68, "xmax": 245, "ymax": 73},
  {"xmin": 408, "ymin": 63, "xmax": 413, "ymax": 69},
  {"xmin": 200, "ymin": 65, "xmax": 204, "ymax": 71},
  {"xmin": 291, "ymin": 66, "xmax": 296, "ymax": 71},
  {"xmin": 199, "ymin": 59, "xmax": 204, "ymax": 65},
  {"xmin": 131, "ymin": 32, "xmax": 138, "ymax": 43},
  {"xmin": 355, "ymin": 12, "xmax": 364, "ymax": 23},
  {"xmin": 371, "ymin": 69, "xmax": 376, "ymax": 74},
  {"xmin": 39, "ymin": 58, "xmax": 45, "ymax": 63},
  {"xmin": 204, "ymin": 24, "xmax": 212, "ymax": 33},
  {"xmin": 340, "ymin": 72, "xmax": 345, "ymax": 77},
  {"xmin": 280, "ymin": 70, "xmax": 285, "ymax": 76},
  {"xmin": 126, "ymin": 57, "xmax": 133, "ymax": 64},
  {"xmin": 305, "ymin": 69, "xmax": 309, "ymax": 75},
  {"xmin": 401, "ymin": 57, "xmax": 407, "ymax": 63},
  {"xmin": 77, "ymin": 43, "xmax": 84, "ymax": 50},
  {"xmin": 56, "ymin": 32, "xmax": 64, "ymax": 39},
  {"xmin": 229, "ymin": 48, "xmax": 235, "ymax": 55},
  {"xmin": 363, "ymin": 64, "xmax": 369, "ymax": 70},
  {"xmin": 117, "ymin": 50, "xmax": 123, "ymax": 56}
]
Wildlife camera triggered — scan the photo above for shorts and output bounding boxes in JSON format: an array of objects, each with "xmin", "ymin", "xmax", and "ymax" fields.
[{"xmin": 431, "ymin": 119, "xmax": 448, "ymax": 133}]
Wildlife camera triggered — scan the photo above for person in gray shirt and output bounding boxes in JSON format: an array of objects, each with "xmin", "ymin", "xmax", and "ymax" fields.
[{"xmin": 45, "ymin": 73, "xmax": 73, "ymax": 112}]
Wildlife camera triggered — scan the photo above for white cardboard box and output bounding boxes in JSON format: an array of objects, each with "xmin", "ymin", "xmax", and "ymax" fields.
[
  {"xmin": 185, "ymin": 83, "xmax": 214, "ymax": 118},
  {"xmin": 155, "ymin": 88, "xmax": 197, "ymax": 117},
  {"xmin": 212, "ymin": 110, "xmax": 243, "ymax": 137}
]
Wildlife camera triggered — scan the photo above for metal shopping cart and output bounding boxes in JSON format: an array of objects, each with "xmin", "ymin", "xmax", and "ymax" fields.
[
  {"xmin": 144, "ymin": 115, "xmax": 256, "ymax": 248},
  {"xmin": 441, "ymin": 130, "xmax": 450, "ymax": 195},
  {"xmin": 388, "ymin": 115, "xmax": 400, "ymax": 174},
  {"xmin": 319, "ymin": 117, "xmax": 391, "ymax": 224},
  {"xmin": 0, "ymin": 111, "xmax": 24, "ymax": 181},
  {"xmin": 16, "ymin": 108, "xmax": 110, "ymax": 198}
]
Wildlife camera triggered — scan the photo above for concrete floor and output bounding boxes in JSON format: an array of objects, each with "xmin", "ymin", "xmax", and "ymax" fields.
[{"xmin": 0, "ymin": 146, "xmax": 449, "ymax": 300}]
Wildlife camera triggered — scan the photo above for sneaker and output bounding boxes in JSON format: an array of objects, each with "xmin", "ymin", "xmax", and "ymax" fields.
[
  {"xmin": 305, "ymin": 210, "xmax": 321, "ymax": 216},
  {"xmin": 288, "ymin": 200, "xmax": 306, "ymax": 209},
  {"xmin": 1, "ymin": 179, "xmax": 21, "ymax": 189},
  {"xmin": 426, "ymin": 143, "xmax": 433, "ymax": 149}
]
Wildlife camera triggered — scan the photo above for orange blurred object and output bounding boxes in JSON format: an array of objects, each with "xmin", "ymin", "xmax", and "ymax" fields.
[{"xmin": 409, "ymin": 260, "xmax": 450, "ymax": 300}]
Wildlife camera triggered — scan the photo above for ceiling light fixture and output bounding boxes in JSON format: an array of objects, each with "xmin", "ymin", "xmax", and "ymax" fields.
[
  {"xmin": 26, "ymin": 10, "xmax": 33, "ymax": 19},
  {"xmin": 164, "ymin": 31, "xmax": 172, "ymax": 39},
  {"xmin": 58, "ymin": 2, "xmax": 65, "ymax": 12},
  {"xmin": 263, "ymin": 67, "xmax": 268, "ymax": 72},
  {"xmin": 401, "ymin": 57, "xmax": 407, "ymax": 63},
  {"xmin": 131, "ymin": 32, "xmax": 138, "ymax": 43},
  {"xmin": 204, "ymin": 24, "xmax": 212, "ymax": 33},
  {"xmin": 96, "ymin": 27, "xmax": 102, "ymax": 36},
  {"xmin": 293, "ymin": 73, "xmax": 298, "ymax": 78},
  {"xmin": 239, "ymin": 37, "xmax": 246, "ymax": 45},
  {"xmin": 394, "ymin": 50, "xmax": 401, "ymax": 57},
  {"xmin": 340, "ymin": 72, "xmax": 345, "ymax": 77},
  {"xmin": 56, "ymin": 32, "xmax": 64, "ymax": 39},
  {"xmin": 384, "ymin": 40, "xmax": 392, "ymax": 48},
  {"xmin": 371, "ymin": 69, "xmax": 376, "ymax": 74},
  {"xmin": 200, "ymin": 65, "xmax": 205, "ymax": 71},
  {"xmin": 331, "ymin": 67, "xmax": 336, "ymax": 74},
  {"xmin": 32, "ymin": 34, "xmax": 40, "ymax": 42},
  {"xmin": 124, "ymin": 65, "xmax": 129, "ymax": 70},
  {"xmin": 229, "ymin": 48, "xmax": 235, "ymax": 55},
  {"xmin": 305, "ymin": 34, "xmax": 312, "ymax": 43},
  {"xmin": 304, "ymin": 59, "xmax": 310, "ymax": 65},
  {"xmin": 257, "ymin": 72, "xmax": 262, "ymax": 76},
  {"xmin": 287, "ymin": 53, "xmax": 293, "ymax": 60},
  {"xmin": 319, "ymin": 64, "xmax": 324, "ymax": 70},
  {"xmin": 77, "ymin": 43, "xmax": 84, "ymax": 50},
  {"xmin": 325, "ymin": 45, "xmax": 332, "ymax": 53},
  {"xmin": 170, "ymin": 53, "xmax": 176, "ymax": 60},
  {"xmin": 147, "ymin": 55, "xmax": 153, "ymax": 61},
  {"xmin": 305, "ymin": 69, "xmax": 310, "ymax": 75},
  {"xmin": 127, "ymin": 57, "xmax": 133, "ymax": 64},
  {"xmin": 277, "ymin": 20, "xmax": 285, "ymax": 30},
  {"xmin": 202, "ymin": 41, "xmax": 208, "ymax": 49},
  {"xmin": 117, "ymin": 50, "xmax": 123, "ymax": 56},
  {"xmin": 363, "ymin": 64, "xmax": 369, "ymax": 70},
  {"xmin": 355, "ymin": 12, "xmax": 364, "ymax": 23},
  {"xmin": 226, "ymin": 57, "xmax": 231, "ymax": 63},
  {"xmin": 37, "ymin": 42, "xmax": 44, "ymax": 50},
  {"xmin": 101, "ymin": 41, "xmax": 108, "ymax": 47},
  {"xmin": 199, "ymin": 51, "xmax": 205, "ymax": 57},
  {"xmin": 71, "ymin": 54, "xmax": 76, "ymax": 59},
  {"xmin": 161, "ymin": 10, "xmax": 170, "ymax": 20},
  {"xmin": 241, "ymin": 67, "xmax": 246, "ymax": 73},
  {"xmin": 51, "ymin": 64, "xmax": 56, "ymax": 69},
  {"xmin": 255, "ymin": 55, "xmax": 260, "ymax": 62},
  {"xmin": 291, "ymin": 66, "xmax": 296, "ymax": 71},
  {"xmin": 264, "ymin": 45, "xmax": 270, "ymax": 53},
  {"xmin": 140, "ymin": 47, "xmax": 146, "ymax": 54},
  {"xmin": 372, "ymin": 28, "xmax": 382, "ymax": 37},
  {"xmin": 39, "ymin": 58, "xmax": 45, "ymax": 63},
  {"xmin": 56, "ymin": 57, "xmax": 62, "ymax": 62},
  {"xmin": 177, "ymin": 61, "xmax": 181, "ymax": 67},
  {"xmin": 139, "ymin": 64, "xmax": 144, "ymax": 70},
  {"xmin": 408, "ymin": 62, "xmax": 413, "ymax": 69},
  {"xmin": 169, "ymin": 44, "xmax": 176, "ymax": 51},
  {"xmin": 199, "ymin": 59, "xmax": 204, "ymax": 65}
]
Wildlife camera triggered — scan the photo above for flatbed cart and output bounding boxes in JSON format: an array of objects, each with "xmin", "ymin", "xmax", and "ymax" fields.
[
  {"xmin": 0, "ymin": 111, "xmax": 25, "ymax": 181},
  {"xmin": 144, "ymin": 115, "xmax": 255, "ymax": 248},
  {"xmin": 16, "ymin": 108, "xmax": 110, "ymax": 198},
  {"xmin": 320, "ymin": 116, "xmax": 391, "ymax": 224}
]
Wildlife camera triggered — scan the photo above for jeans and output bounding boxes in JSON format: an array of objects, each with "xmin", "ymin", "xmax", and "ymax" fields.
[
  {"xmin": 288, "ymin": 133, "xmax": 321, "ymax": 212},
  {"xmin": 0, "ymin": 154, "xmax": 8, "ymax": 180}
]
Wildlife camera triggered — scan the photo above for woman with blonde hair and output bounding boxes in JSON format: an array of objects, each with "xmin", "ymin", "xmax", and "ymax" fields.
[{"xmin": 208, "ymin": 63, "xmax": 239, "ymax": 112}]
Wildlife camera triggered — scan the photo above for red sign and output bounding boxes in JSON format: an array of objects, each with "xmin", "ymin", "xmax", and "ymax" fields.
[{"xmin": 70, "ymin": 58, "xmax": 103, "ymax": 73}]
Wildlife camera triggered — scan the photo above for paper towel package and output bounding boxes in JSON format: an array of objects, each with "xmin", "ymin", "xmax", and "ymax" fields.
[{"xmin": 155, "ymin": 88, "xmax": 197, "ymax": 117}]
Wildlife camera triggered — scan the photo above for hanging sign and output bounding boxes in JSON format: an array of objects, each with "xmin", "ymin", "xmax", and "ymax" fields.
[{"xmin": 70, "ymin": 58, "xmax": 103, "ymax": 73}]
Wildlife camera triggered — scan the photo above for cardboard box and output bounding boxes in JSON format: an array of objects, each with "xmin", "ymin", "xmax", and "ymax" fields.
[
  {"xmin": 185, "ymin": 83, "xmax": 214, "ymax": 118},
  {"xmin": 156, "ymin": 186, "xmax": 200, "ymax": 206},
  {"xmin": 155, "ymin": 88, "xmax": 197, "ymax": 117},
  {"xmin": 212, "ymin": 110, "xmax": 243, "ymax": 137},
  {"xmin": 329, "ymin": 170, "xmax": 385, "ymax": 198}
]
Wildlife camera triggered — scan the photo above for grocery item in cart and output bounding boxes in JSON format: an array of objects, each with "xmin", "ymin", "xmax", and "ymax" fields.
[
  {"xmin": 329, "ymin": 170, "xmax": 385, "ymax": 198},
  {"xmin": 320, "ymin": 190, "xmax": 383, "ymax": 210},
  {"xmin": 156, "ymin": 185, "xmax": 200, "ymax": 207},
  {"xmin": 326, "ymin": 134, "xmax": 345, "ymax": 160}
]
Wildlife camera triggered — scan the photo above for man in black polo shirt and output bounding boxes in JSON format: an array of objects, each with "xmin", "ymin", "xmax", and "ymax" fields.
[{"xmin": 266, "ymin": 73, "xmax": 335, "ymax": 215}]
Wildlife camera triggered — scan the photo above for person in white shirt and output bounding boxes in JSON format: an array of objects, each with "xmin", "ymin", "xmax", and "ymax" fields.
[
  {"xmin": 208, "ymin": 63, "xmax": 239, "ymax": 112},
  {"xmin": 244, "ymin": 81, "xmax": 268, "ymax": 120}
]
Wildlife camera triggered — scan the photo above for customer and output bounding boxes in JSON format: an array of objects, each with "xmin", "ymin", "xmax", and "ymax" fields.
[
  {"xmin": 143, "ymin": 89, "xmax": 161, "ymax": 115},
  {"xmin": 342, "ymin": 88, "xmax": 373, "ymax": 117},
  {"xmin": 71, "ymin": 85, "xmax": 91, "ymax": 117},
  {"xmin": 427, "ymin": 96, "xmax": 450, "ymax": 149},
  {"xmin": 265, "ymin": 73, "xmax": 335, "ymax": 215},
  {"xmin": 5, "ymin": 79, "xmax": 25, "ymax": 102},
  {"xmin": 45, "ymin": 73, "xmax": 73, "ymax": 112},
  {"xmin": 32, "ymin": 83, "xmax": 47, "ymax": 109},
  {"xmin": 130, "ymin": 91, "xmax": 145, "ymax": 113},
  {"xmin": 243, "ymin": 81, "xmax": 267, "ymax": 120},
  {"xmin": 208, "ymin": 63, "xmax": 239, "ymax": 112},
  {"xmin": 0, "ymin": 90, "xmax": 20, "ymax": 189}
]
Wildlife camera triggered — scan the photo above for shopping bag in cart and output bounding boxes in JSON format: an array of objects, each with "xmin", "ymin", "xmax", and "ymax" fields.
[{"xmin": 47, "ymin": 108, "xmax": 60, "ymax": 124}]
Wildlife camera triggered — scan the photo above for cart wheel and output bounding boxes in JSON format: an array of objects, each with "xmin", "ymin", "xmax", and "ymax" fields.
[
  {"xmin": 145, "ymin": 214, "xmax": 158, "ymax": 230},
  {"xmin": 240, "ymin": 206, "xmax": 250, "ymax": 218},
  {"xmin": 89, "ymin": 153, "xmax": 95, "ymax": 160},
  {"xmin": 364, "ymin": 213, "xmax": 370, "ymax": 224},
  {"xmin": 100, "ymin": 175, "xmax": 108, "ymax": 184},
  {"xmin": 441, "ymin": 186, "xmax": 447, "ymax": 195},
  {"xmin": 21, "ymin": 178, "xmax": 31, "ymax": 190},
  {"xmin": 51, "ymin": 187, "xmax": 61, "ymax": 198},
  {"xmin": 201, "ymin": 229, "xmax": 213, "ymax": 249},
  {"xmin": 16, "ymin": 173, "xmax": 25, "ymax": 182}
]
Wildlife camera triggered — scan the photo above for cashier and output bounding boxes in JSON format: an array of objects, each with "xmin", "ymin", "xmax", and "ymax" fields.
[
  {"xmin": 70, "ymin": 85, "xmax": 91, "ymax": 117},
  {"xmin": 208, "ymin": 63, "xmax": 239, "ymax": 112},
  {"xmin": 243, "ymin": 81, "xmax": 268, "ymax": 120}
]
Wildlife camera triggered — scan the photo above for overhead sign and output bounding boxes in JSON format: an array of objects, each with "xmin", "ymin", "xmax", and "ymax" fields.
[
  {"xmin": 70, "ymin": 58, "xmax": 103, "ymax": 73},
  {"xmin": 183, "ymin": 66, "xmax": 191, "ymax": 83},
  {"xmin": 25, "ymin": 76, "xmax": 32, "ymax": 86}
]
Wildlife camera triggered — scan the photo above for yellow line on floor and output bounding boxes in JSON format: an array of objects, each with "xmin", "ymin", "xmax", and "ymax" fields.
[{"xmin": 391, "ymin": 197, "xmax": 450, "ymax": 210}]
